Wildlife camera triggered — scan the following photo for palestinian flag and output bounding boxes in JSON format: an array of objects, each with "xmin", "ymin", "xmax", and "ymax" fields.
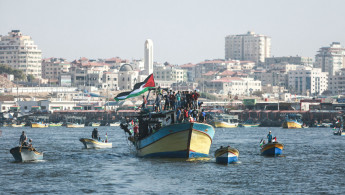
[{"xmin": 115, "ymin": 74, "xmax": 155, "ymax": 101}]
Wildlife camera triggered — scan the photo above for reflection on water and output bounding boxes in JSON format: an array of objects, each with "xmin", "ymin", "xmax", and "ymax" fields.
[{"xmin": 1, "ymin": 126, "xmax": 345, "ymax": 194}]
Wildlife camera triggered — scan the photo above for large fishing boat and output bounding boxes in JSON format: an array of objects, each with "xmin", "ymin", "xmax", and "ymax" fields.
[
  {"xmin": 213, "ymin": 114, "xmax": 239, "ymax": 128},
  {"xmin": 282, "ymin": 114, "xmax": 303, "ymax": 129},
  {"xmin": 31, "ymin": 122, "xmax": 49, "ymax": 128},
  {"xmin": 123, "ymin": 110, "xmax": 215, "ymax": 159},
  {"xmin": 10, "ymin": 146, "xmax": 43, "ymax": 162},
  {"xmin": 116, "ymin": 74, "xmax": 215, "ymax": 159}
]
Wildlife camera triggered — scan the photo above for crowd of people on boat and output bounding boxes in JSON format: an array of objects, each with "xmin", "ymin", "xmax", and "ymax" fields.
[{"xmin": 140, "ymin": 87, "xmax": 207, "ymax": 123}]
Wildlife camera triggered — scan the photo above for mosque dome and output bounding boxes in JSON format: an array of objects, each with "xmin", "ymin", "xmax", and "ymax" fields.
[{"xmin": 119, "ymin": 64, "xmax": 133, "ymax": 71}]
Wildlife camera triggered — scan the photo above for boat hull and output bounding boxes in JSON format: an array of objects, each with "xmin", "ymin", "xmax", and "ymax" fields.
[
  {"xmin": 215, "ymin": 147, "xmax": 239, "ymax": 164},
  {"xmin": 282, "ymin": 121, "xmax": 302, "ymax": 129},
  {"xmin": 214, "ymin": 121, "xmax": 237, "ymax": 128},
  {"xmin": 11, "ymin": 124, "xmax": 25, "ymax": 127},
  {"xmin": 239, "ymin": 124, "xmax": 260, "ymax": 128},
  {"xmin": 79, "ymin": 138, "xmax": 112, "ymax": 149},
  {"xmin": 261, "ymin": 143, "xmax": 284, "ymax": 156},
  {"xmin": 91, "ymin": 123, "xmax": 101, "ymax": 127},
  {"xmin": 333, "ymin": 131, "xmax": 345, "ymax": 136},
  {"xmin": 135, "ymin": 122, "xmax": 215, "ymax": 159},
  {"xmin": 31, "ymin": 123, "xmax": 48, "ymax": 128},
  {"xmin": 49, "ymin": 123, "xmax": 63, "ymax": 127},
  {"xmin": 10, "ymin": 146, "xmax": 43, "ymax": 162},
  {"xmin": 109, "ymin": 123, "xmax": 120, "ymax": 127},
  {"xmin": 67, "ymin": 124, "xmax": 85, "ymax": 128}
]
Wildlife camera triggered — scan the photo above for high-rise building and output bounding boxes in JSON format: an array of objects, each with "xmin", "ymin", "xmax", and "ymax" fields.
[
  {"xmin": 0, "ymin": 30, "xmax": 42, "ymax": 78},
  {"xmin": 144, "ymin": 39, "xmax": 153, "ymax": 75},
  {"xmin": 314, "ymin": 42, "xmax": 345, "ymax": 76},
  {"xmin": 225, "ymin": 31, "xmax": 271, "ymax": 64}
]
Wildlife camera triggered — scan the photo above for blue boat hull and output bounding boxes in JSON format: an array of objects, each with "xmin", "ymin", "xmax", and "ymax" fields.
[
  {"xmin": 216, "ymin": 156, "xmax": 238, "ymax": 164},
  {"xmin": 135, "ymin": 122, "xmax": 215, "ymax": 159},
  {"xmin": 261, "ymin": 147, "xmax": 282, "ymax": 156}
]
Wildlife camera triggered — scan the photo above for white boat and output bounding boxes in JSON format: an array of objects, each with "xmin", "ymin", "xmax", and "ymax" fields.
[
  {"xmin": 79, "ymin": 138, "xmax": 112, "ymax": 149},
  {"xmin": 66, "ymin": 123, "xmax": 85, "ymax": 128},
  {"xmin": 91, "ymin": 122, "xmax": 101, "ymax": 127},
  {"xmin": 109, "ymin": 122, "xmax": 120, "ymax": 127},
  {"xmin": 10, "ymin": 146, "xmax": 43, "ymax": 162}
]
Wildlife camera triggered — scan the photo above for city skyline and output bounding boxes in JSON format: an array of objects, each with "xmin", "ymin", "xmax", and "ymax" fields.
[{"xmin": 1, "ymin": 0, "xmax": 345, "ymax": 64}]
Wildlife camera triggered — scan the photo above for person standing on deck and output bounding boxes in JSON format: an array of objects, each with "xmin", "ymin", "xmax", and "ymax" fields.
[
  {"xmin": 155, "ymin": 93, "xmax": 161, "ymax": 112},
  {"xmin": 267, "ymin": 131, "xmax": 273, "ymax": 143},
  {"xmin": 176, "ymin": 91, "xmax": 181, "ymax": 109},
  {"xmin": 19, "ymin": 131, "xmax": 27, "ymax": 146},
  {"xmin": 92, "ymin": 128, "xmax": 99, "ymax": 140}
]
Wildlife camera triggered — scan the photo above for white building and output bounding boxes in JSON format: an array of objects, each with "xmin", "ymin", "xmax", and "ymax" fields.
[
  {"xmin": 328, "ymin": 68, "xmax": 345, "ymax": 95},
  {"xmin": 314, "ymin": 42, "xmax": 345, "ymax": 76},
  {"xmin": 144, "ymin": 39, "xmax": 153, "ymax": 75},
  {"xmin": 118, "ymin": 64, "xmax": 139, "ymax": 90},
  {"xmin": 206, "ymin": 77, "xmax": 261, "ymax": 95},
  {"xmin": 288, "ymin": 67, "xmax": 328, "ymax": 96},
  {"xmin": 102, "ymin": 70, "xmax": 119, "ymax": 90},
  {"xmin": 0, "ymin": 30, "xmax": 42, "ymax": 78},
  {"xmin": 225, "ymin": 31, "xmax": 271, "ymax": 64},
  {"xmin": 154, "ymin": 66, "xmax": 187, "ymax": 83}
]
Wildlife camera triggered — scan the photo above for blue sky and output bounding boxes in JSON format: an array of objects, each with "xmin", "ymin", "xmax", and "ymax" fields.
[{"xmin": 1, "ymin": 0, "xmax": 344, "ymax": 64}]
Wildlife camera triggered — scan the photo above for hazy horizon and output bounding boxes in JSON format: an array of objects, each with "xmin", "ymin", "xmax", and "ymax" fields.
[{"xmin": 1, "ymin": 0, "xmax": 345, "ymax": 64}]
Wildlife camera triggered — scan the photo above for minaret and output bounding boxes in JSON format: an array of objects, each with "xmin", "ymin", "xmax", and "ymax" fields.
[{"xmin": 144, "ymin": 39, "xmax": 153, "ymax": 75}]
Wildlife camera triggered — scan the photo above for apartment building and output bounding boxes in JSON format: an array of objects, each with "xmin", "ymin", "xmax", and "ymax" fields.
[
  {"xmin": 225, "ymin": 31, "xmax": 271, "ymax": 64},
  {"xmin": 42, "ymin": 58, "xmax": 70, "ymax": 80},
  {"xmin": 314, "ymin": 42, "xmax": 345, "ymax": 76},
  {"xmin": 0, "ymin": 30, "xmax": 42, "ymax": 77}
]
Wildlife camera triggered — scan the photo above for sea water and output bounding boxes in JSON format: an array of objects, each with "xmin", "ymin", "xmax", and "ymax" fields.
[{"xmin": 0, "ymin": 126, "xmax": 344, "ymax": 194}]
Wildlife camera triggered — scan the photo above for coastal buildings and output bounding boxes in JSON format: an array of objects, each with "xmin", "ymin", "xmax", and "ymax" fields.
[
  {"xmin": 0, "ymin": 30, "xmax": 42, "ymax": 78},
  {"xmin": 264, "ymin": 56, "xmax": 313, "ymax": 68},
  {"xmin": 42, "ymin": 58, "xmax": 70, "ymax": 80},
  {"xmin": 144, "ymin": 39, "xmax": 153, "ymax": 75},
  {"xmin": 225, "ymin": 31, "xmax": 271, "ymax": 64},
  {"xmin": 288, "ymin": 67, "xmax": 328, "ymax": 96},
  {"xmin": 314, "ymin": 42, "xmax": 345, "ymax": 76}
]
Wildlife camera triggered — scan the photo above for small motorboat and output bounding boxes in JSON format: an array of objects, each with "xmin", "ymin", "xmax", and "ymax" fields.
[
  {"xmin": 333, "ymin": 130, "xmax": 345, "ymax": 136},
  {"xmin": 66, "ymin": 123, "xmax": 85, "ymax": 128},
  {"xmin": 31, "ymin": 122, "xmax": 49, "ymax": 128},
  {"xmin": 49, "ymin": 122, "xmax": 63, "ymax": 127},
  {"xmin": 91, "ymin": 122, "xmax": 101, "ymax": 127},
  {"xmin": 11, "ymin": 123, "xmax": 26, "ymax": 127},
  {"xmin": 10, "ymin": 146, "xmax": 43, "ymax": 162},
  {"xmin": 109, "ymin": 122, "xmax": 120, "ymax": 127},
  {"xmin": 79, "ymin": 138, "xmax": 112, "ymax": 149},
  {"xmin": 215, "ymin": 146, "xmax": 239, "ymax": 164},
  {"xmin": 260, "ymin": 142, "xmax": 284, "ymax": 156}
]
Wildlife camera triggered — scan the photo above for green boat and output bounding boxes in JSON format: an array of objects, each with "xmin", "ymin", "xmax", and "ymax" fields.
[{"xmin": 49, "ymin": 122, "xmax": 63, "ymax": 127}]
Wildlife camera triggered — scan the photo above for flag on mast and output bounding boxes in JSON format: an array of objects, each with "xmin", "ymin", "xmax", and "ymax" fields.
[{"xmin": 114, "ymin": 74, "xmax": 155, "ymax": 101}]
